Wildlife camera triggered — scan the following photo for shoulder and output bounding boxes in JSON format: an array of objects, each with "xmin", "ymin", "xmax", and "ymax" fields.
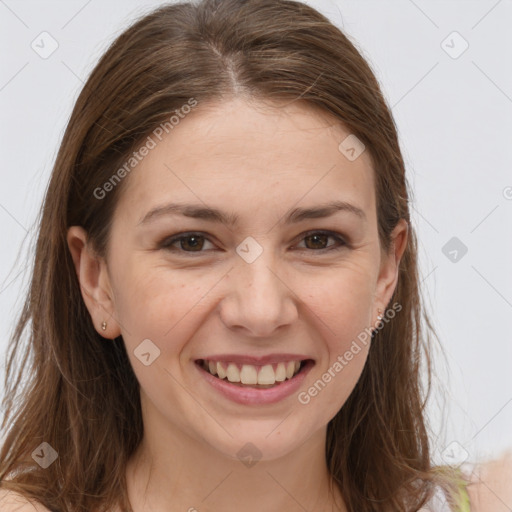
[
  {"xmin": 0, "ymin": 489, "xmax": 52, "ymax": 512},
  {"xmin": 467, "ymin": 450, "xmax": 512, "ymax": 512}
]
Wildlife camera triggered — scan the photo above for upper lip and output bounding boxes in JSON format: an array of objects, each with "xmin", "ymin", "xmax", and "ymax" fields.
[{"xmin": 196, "ymin": 353, "xmax": 313, "ymax": 366}]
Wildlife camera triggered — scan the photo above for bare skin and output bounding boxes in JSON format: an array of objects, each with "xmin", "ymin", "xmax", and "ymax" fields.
[
  {"xmin": 1, "ymin": 98, "xmax": 509, "ymax": 512},
  {"xmin": 2, "ymin": 454, "xmax": 512, "ymax": 511},
  {"xmin": 66, "ymin": 96, "xmax": 408, "ymax": 512}
]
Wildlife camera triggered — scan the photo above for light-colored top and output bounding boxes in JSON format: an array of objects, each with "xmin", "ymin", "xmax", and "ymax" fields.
[{"xmin": 420, "ymin": 462, "xmax": 475, "ymax": 512}]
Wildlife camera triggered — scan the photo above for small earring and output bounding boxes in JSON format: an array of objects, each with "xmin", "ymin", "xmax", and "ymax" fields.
[
  {"xmin": 101, "ymin": 321, "xmax": 107, "ymax": 331},
  {"xmin": 372, "ymin": 309, "xmax": 383, "ymax": 337}
]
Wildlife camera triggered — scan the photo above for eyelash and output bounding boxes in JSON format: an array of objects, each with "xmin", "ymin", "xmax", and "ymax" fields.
[{"xmin": 158, "ymin": 230, "xmax": 348, "ymax": 255}]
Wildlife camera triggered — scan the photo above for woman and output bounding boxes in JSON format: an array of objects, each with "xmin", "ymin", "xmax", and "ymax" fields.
[{"xmin": 0, "ymin": 0, "xmax": 509, "ymax": 510}]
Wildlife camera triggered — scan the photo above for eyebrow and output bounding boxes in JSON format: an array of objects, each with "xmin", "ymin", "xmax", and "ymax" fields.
[{"xmin": 137, "ymin": 200, "xmax": 367, "ymax": 226}]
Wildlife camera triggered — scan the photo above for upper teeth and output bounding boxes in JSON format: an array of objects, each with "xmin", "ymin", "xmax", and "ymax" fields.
[{"xmin": 203, "ymin": 360, "xmax": 302, "ymax": 385}]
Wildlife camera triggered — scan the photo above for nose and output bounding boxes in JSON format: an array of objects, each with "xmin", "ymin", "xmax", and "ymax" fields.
[{"xmin": 218, "ymin": 253, "xmax": 299, "ymax": 337}]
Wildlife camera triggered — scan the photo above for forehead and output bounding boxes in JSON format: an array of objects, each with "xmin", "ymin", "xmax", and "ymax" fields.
[{"xmin": 117, "ymin": 97, "xmax": 376, "ymax": 223}]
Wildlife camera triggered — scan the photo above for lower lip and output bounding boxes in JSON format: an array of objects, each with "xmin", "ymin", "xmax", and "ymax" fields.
[{"xmin": 195, "ymin": 360, "xmax": 315, "ymax": 405}]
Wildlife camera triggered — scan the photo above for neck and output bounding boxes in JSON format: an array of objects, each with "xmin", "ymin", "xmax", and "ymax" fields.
[{"xmin": 124, "ymin": 405, "xmax": 346, "ymax": 512}]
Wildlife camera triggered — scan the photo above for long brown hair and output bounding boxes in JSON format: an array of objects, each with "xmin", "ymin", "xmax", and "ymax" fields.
[{"xmin": 0, "ymin": 1, "xmax": 463, "ymax": 510}]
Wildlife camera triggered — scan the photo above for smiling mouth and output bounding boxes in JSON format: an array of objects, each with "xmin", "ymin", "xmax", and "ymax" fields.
[{"xmin": 195, "ymin": 359, "xmax": 312, "ymax": 389}]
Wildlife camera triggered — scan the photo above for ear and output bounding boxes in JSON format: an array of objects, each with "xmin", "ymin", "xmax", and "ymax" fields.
[
  {"xmin": 66, "ymin": 226, "xmax": 121, "ymax": 339},
  {"xmin": 372, "ymin": 218, "xmax": 409, "ymax": 321}
]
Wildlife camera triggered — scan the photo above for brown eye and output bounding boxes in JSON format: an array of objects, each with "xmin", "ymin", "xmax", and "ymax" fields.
[
  {"xmin": 159, "ymin": 230, "xmax": 348, "ymax": 256},
  {"xmin": 178, "ymin": 235, "xmax": 205, "ymax": 251},
  {"xmin": 296, "ymin": 231, "xmax": 347, "ymax": 252},
  {"xmin": 160, "ymin": 233, "xmax": 214, "ymax": 253},
  {"xmin": 304, "ymin": 233, "xmax": 329, "ymax": 250}
]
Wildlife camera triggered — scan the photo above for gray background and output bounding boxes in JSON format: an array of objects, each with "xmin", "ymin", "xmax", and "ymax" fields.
[{"xmin": 1, "ymin": 0, "xmax": 511, "ymax": 466}]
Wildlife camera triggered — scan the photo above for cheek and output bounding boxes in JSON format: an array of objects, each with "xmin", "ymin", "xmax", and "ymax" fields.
[
  {"xmin": 305, "ymin": 348, "xmax": 369, "ymax": 423},
  {"xmin": 112, "ymin": 266, "xmax": 207, "ymax": 400},
  {"xmin": 300, "ymin": 280, "xmax": 371, "ymax": 419},
  {"xmin": 298, "ymin": 265, "xmax": 374, "ymax": 408},
  {"xmin": 111, "ymin": 260, "xmax": 205, "ymax": 345},
  {"xmin": 303, "ymin": 262, "xmax": 376, "ymax": 338}
]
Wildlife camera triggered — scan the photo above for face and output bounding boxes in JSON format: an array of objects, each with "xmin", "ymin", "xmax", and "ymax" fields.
[{"xmin": 68, "ymin": 97, "xmax": 407, "ymax": 462}]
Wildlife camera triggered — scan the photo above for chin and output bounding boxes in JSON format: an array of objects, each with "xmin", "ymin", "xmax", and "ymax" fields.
[{"xmin": 200, "ymin": 418, "xmax": 321, "ymax": 464}]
